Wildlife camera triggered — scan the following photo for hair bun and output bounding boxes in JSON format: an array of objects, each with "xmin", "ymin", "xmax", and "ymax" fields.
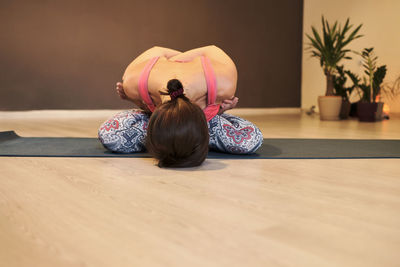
[
  {"xmin": 166, "ymin": 79, "xmax": 184, "ymax": 100},
  {"xmin": 167, "ymin": 79, "xmax": 183, "ymax": 92}
]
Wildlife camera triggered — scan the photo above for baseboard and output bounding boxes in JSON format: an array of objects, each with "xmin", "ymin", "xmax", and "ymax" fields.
[
  {"xmin": 226, "ymin": 108, "xmax": 302, "ymax": 116},
  {"xmin": 0, "ymin": 109, "xmax": 124, "ymax": 119},
  {"xmin": 0, "ymin": 108, "xmax": 303, "ymax": 119}
]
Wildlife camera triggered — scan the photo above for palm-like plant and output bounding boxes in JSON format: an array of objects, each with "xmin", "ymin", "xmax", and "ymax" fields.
[{"xmin": 306, "ymin": 16, "xmax": 363, "ymax": 96}]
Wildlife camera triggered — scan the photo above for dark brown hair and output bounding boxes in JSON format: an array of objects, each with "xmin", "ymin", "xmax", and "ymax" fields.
[{"xmin": 146, "ymin": 79, "xmax": 209, "ymax": 168}]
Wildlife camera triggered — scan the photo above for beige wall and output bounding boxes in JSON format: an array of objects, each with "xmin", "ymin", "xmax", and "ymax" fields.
[{"xmin": 302, "ymin": 0, "xmax": 400, "ymax": 113}]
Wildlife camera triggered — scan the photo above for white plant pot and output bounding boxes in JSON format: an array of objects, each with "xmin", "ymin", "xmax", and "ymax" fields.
[{"xmin": 318, "ymin": 96, "xmax": 342, "ymax": 121}]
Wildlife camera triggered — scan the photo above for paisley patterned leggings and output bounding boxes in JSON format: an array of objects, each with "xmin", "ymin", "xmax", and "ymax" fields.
[{"xmin": 98, "ymin": 109, "xmax": 263, "ymax": 154}]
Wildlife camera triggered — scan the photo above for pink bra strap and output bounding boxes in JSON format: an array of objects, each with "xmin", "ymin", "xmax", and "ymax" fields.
[
  {"xmin": 138, "ymin": 56, "xmax": 160, "ymax": 112},
  {"xmin": 201, "ymin": 55, "xmax": 220, "ymax": 121},
  {"xmin": 200, "ymin": 56, "xmax": 217, "ymax": 105}
]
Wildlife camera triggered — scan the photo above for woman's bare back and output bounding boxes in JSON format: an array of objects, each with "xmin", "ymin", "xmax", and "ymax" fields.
[{"xmin": 122, "ymin": 46, "xmax": 237, "ymax": 110}]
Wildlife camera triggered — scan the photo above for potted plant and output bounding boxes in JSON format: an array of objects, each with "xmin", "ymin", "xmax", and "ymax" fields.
[
  {"xmin": 306, "ymin": 16, "xmax": 363, "ymax": 120},
  {"xmin": 333, "ymin": 65, "xmax": 360, "ymax": 119},
  {"xmin": 350, "ymin": 48, "xmax": 387, "ymax": 122}
]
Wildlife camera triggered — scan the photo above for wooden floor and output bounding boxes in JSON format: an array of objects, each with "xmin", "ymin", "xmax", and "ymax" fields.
[{"xmin": 0, "ymin": 109, "xmax": 399, "ymax": 267}]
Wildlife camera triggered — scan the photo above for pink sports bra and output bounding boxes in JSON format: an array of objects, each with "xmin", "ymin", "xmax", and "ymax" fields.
[{"xmin": 137, "ymin": 55, "xmax": 220, "ymax": 122}]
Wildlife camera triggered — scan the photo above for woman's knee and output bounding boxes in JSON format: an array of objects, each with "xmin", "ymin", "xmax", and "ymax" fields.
[
  {"xmin": 208, "ymin": 114, "xmax": 263, "ymax": 154},
  {"xmin": 98, "ymin": 109, "xmax": 149, "ymax": 153}
]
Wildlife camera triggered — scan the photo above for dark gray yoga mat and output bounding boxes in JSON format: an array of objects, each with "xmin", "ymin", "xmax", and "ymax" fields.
[{"xmin": 0, "ymin": 131, "xmax": 399, "ymax": 159}]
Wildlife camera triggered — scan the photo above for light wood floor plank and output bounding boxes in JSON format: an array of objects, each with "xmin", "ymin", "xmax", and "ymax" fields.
[{"xmin": 0, "ymin": 110, "xmax": 399, "ymax": 267}]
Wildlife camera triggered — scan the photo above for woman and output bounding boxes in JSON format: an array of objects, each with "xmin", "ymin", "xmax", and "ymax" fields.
[{"xmin": 98, "ymin": 45, "xmax": 263, "ymax": 167}]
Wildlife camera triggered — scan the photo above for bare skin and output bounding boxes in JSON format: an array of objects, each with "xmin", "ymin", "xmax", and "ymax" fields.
[
  {"xmin": 117, "ymin": 45, "xmax": 239, "ymax": 113},
  {"xmin": 117, "ymin": 81, "xmax": 238, "ymax": 114}
]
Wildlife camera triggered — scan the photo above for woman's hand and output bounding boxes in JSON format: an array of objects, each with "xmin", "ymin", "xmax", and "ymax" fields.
[
  {"xmin": 116, "ymin": 81, "xmax": 151, "ymax": 112},
  {"xmin": 218, "ymin": 96, "xmax": 239, "ymax": 115},
  {"xmin": 116, "ymin": 82, "xmax": 128, "ymax": 100}
]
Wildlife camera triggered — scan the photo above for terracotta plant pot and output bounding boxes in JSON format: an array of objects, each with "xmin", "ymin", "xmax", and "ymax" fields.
[
  {"xmin": 357, "ymin": 102, "xmax": 384, "ymax": 122},
  {"xmin": 339, "ymin": 99, "xmax": 351, "ymax": 120},
  {"xmin": 318, "ymin": 96, "xmax": 342, "ymax": 121}
]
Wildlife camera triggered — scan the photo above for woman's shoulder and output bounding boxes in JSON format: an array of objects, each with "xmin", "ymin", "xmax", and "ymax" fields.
[
  {"xmin": 123, "ymin": 56, "xmax": 164, "ymax": 88},
  {"xmin": 203, "ymin": 46, "xmax": 237, "ymax": 73},
  {"xmin": 208, "ymin": 56, "xmax": 237, "ymax": 95},
  {"xmin": 122, "ymin": 59, "xmax": 150, "ymax": 100},
  {"xmin": 123, "ymin": 56, "xmax": 159, "ymax": 79}
]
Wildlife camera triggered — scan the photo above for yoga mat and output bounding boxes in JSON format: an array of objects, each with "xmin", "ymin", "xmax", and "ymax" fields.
[{"xmin": 0, "ymin": 131, "xmax": 399, "ymax": 159}]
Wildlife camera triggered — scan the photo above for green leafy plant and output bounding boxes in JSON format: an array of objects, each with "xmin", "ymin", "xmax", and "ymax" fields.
[
  {"xmin": 355, "ymin": 48, "xmax": 387, "ymax": 103},
  {"xmin": 305, "ymin": 16, "xmax": 363, "ymax": 96},
  {"xmin": 333, "ymin": 65, "xmax": 359, "ymax": 101}
]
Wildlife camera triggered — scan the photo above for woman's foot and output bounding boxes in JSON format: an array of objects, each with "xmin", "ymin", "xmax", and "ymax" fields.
[{"xmin": 116, "ymin": 82, "xmax": 128, "ymax": 100}]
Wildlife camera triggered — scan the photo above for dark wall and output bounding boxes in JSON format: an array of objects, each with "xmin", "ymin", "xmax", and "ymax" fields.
[{"xmin": 0, "ymin": 0, "xmax": 303, "ymax": 110}]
